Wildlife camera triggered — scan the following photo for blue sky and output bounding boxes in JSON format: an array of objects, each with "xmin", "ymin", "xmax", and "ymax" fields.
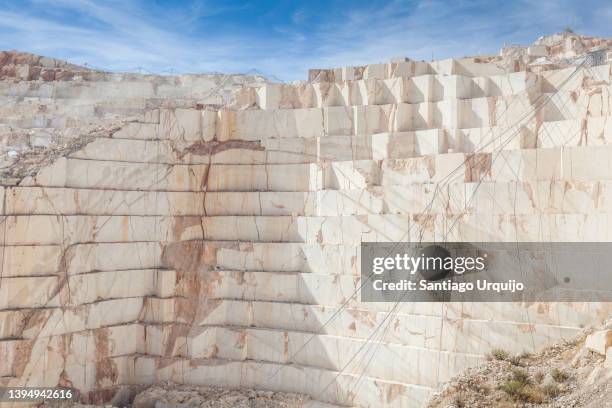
[{"xmin": 0, "ymin": 0, "xmax": 611, "ymax": 81}]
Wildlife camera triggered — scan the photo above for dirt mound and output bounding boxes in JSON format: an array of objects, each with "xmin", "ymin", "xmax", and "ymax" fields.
[{"xmin": 428, "ymin": 321, "xmax": 612, "ymax": 408}]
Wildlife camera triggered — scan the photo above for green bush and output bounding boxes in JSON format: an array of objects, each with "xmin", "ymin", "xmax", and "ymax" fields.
[
  {"xmin": 500, "ymin": 380, "xmax": 524, "ymax": 396},
  {"xmin": 489, "ymin": 349, "xmax": 509, "ymax": 361}
]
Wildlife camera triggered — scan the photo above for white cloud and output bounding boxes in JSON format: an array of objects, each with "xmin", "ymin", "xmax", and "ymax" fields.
[{"xmin": 0, "ymin": 0, "xmax": 610, "ymax": 80}]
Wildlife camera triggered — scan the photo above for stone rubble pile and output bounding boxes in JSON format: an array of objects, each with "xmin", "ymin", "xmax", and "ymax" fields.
[
  {"xmin": 42, "ymin": 383, "xmax": 312, "ymax": 408},
  {"xmin": 499, "ymin": 32, "xmax": 612, "ymax": 73},
  {"xmin": 131, "ymin": 383, "xmax": 310, "ymax": 408}
]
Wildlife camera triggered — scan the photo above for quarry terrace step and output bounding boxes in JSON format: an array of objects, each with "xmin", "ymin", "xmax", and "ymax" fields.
[
  {"xmin": 20, "ymin": 158, "xmax": 319, "ymax": 192},
  {"xmin": 0, "ymin": 102, "xmax": 97, "ymax": 117},
  {"xmin": 0, "ymin": 269, "xmax": 604, "ymax": 339},
  {"xmin": 308, "ymin": 58, "xmax": 610, "ymax": 84},
  {"xmin": 0, "ymin": 297, "xmax": 145, "ymax": 340},
  {"xmin": 1, "ymin": 300, "xmax": 588, "ymax": 350},
  {"xmin": 308, "ymin": 57, "xmax": 507, "ymax": 81},
  {"xmin": 0, "ymin": 268, "xmax": 176, "ymax": 307},
  {"xmin": 233, "ymin": 71, "xmax": 543, "ymax": 109},
  {"xmin": 17, "ymin": 145, "xmax": 612, "ymax": 192},
  {"xmin": 162, "ymin": 310, "xmax": 581, "ymax": 354},
  {"xmin": 1, "ymin": 187, "xmax": 315, "ymax": 216},
  {"xmin": 91, "ymin": 354, "xmax": 433, "ymax": 407},
  {"xmin": 0, "ymin": 100, "xmax": 150, "ymax": 115},
  {"xmin": 171, "ymin": 270, "xmax": 361, "ymax": 306},
  {"xmin": 1, "ymin": 243, "xmax": 162, "ymax": 275},
  {"xmin": 0, "ymin": 213, "xmax": 476, "ymax": 244},
  {"xmin": 142, "ymin": 295, "xmax": 600, "ymax": 333},
  {"xmin": 0, "ymin": 115, "xmax": 102, "ymax": 130},
  {"xmin": 0, "ymin": 270, "xmax": 592, "ymax": 322},
  {"xmin": 194, "ymin": 315, "xmax": 582, "ymax": 357},
  {"xmin": 0, "ymin": 325, "xmax": 432, "ymax": 406},
  {"xmin": 3, "ymin": 272, "xmax": 346, "ymax": 310},
  {"xmin": 0, "ymin": 76, "xmax": 258, "ymax": 100},
  {"xmin": 0, "ymin": 241, "xmax": 334, "ymax": 276},
  {"xmin": 2, "ymin": 202, "xmax": 608, "ymax": 275},
  {"xmin": 240, "ymin": 64, "xmax": 611, "ymax": 109},
  {"xmin": 65, "ymin": 117, "xmax": 612, "ymax": 164},
  {"xmin": 218, "ymin": 93, "xmax": 604, "ymax": 141},
  {"xmin": 136, "ymin": 325, "xmax": 484, "ymax": 390},
  {"xmin": 2, "ymin": 213, "xmax": 608, "ymax": 277},
  {"xmin": 4, "ymin": 180, "xmax": 612, "ymax": 217},
  {"xmin": 2, "ymin": 332, "xmax": 467, "ymax": 405},
  {"xmin": 0, "ymin": 306, "xmax": 148, "ymax": 342},
  {"xmin": 105, "ymin": 91, "xmax": 608, "ymax": 145}
]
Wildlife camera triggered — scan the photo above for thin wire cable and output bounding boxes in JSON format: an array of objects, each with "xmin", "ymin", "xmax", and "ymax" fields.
[
  {"xmin": 264, "ymin": 60, "xmax": 589, "ymax": 384},
  {"xmin": 307, "ymin": 56, "xmax": 591, "ymax": 400}
]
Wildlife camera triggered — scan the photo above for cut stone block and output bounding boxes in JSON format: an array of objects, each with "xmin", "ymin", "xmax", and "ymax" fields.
[
  {"xmin": 159, "ymin": 108, "xmax": 202, "ymax": 141},
  {"xmin": 1, "ymin": 245, "xmax": 62, "ymax": 277},
  {"xmin": 585, "ymin": 330, "xmax": 612, "ymax": 355},
  {"xmin": 0, "ymin": 276, "xmax": 59, "ymax": 309},
  {"xmin": 67, "ymin": 269, "xmax": 177, "ymax": 305},
  {"xmin": 112, "ymin": 122, "xmax": 158, "ymax": 140}
]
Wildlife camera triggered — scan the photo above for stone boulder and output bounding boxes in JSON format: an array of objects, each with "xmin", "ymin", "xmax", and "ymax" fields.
[{"xmin": 585, "ymin": 330, "xmax": 612, "ymax": 355}]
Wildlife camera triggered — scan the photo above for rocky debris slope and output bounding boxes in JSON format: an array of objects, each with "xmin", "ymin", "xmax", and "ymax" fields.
[
  {"xmin": 427, "ymin": 320, "xmax": 612, "ymax": 408},
  {"xmin": 0, "ymin": 51, "xmax": 86, "ymax": 81}
]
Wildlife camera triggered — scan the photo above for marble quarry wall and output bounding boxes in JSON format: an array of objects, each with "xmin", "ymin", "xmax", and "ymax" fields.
[{"xmin": 1, "ymin": 42, "xmax": 612, "ymax": 407}]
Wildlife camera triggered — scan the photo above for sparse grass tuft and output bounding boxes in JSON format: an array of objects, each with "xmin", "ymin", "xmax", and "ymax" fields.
[
  {"xmin": 500, "ymin": 369, "xmax": 550, "ymax": 403},
  {"xmin": 511, "ymin": 368, "xmax": 530, "ymax": 385},
  {"xmin": 551, "ymin": 368, "xmax": 569, "ymax": 382},
  {"xmin": 500, "ymin": 380, "xmax": 524, "ymax": 396},
  {"xmin": 489, "ymin": 349, "xmax": 509, "ymax": 361},
  {"xmin": 517, "ymin": 385, "xmax": 545, "ymax": 403},
  {"xmin": 500, "ymin": 369, "xmax": 534, "ymax": 400},
  {"xmin": 542, "ymin": 382, "xmax": 560, "ymax": 397}
]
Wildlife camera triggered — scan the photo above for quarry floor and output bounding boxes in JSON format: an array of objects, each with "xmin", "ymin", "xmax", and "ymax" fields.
[{"xmin": 42, "ymin": 384, "xmax": 311, "ymax": 408}]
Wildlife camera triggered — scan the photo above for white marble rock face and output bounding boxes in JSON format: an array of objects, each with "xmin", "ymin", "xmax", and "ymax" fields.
[{"xmin": 1, "ymin": 54, "xmax": 612, "ymax": 408}]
